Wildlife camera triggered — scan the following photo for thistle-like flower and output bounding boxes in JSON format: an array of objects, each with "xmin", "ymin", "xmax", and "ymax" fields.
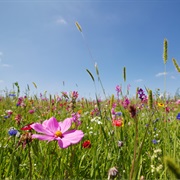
[{"xmin": 108, "ymin": 167, "xmax": 119, "ymax": 180}]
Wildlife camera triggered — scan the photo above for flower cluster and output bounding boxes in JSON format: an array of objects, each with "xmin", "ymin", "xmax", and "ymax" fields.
[{"xmin": 137, "ymin": 88, "xmax": 147, "ymax": 101}]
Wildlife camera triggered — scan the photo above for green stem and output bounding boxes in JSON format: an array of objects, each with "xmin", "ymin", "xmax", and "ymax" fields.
[
  {"xmin": 28, "ymin": 142, "xmax": 32, "ymax": 180},
  {"xmin": 129, "ymin": 116, "xmax": 138, "ymax": 180}
]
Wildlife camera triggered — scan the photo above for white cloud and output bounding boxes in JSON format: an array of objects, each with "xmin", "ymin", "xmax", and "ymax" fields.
[
  {"xmin": 56, "ymin": 17, "xmax": 67, "ymax": 25},
  {"xmin": 135, "ymin": 79, "xmax": 143, "ymax": 82},
  {"xmin": 0, "ymin": 80, "xmax": 4, "ymax": 83},
  {"xmin": 171, "ymin": 75, "xmax": 176, "ymax": 79},
  {"xmin": 155, "ymin": 72, "xmax": 167, "ymax": 77},
  {"xmin": 2, "ymin": 64, "xmax": 10, "ymax": 67}
]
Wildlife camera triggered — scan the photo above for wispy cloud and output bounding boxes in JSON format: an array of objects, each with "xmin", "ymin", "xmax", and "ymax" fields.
[
  {"xmin": 171, "ymin": 75, "xmax": 176, "ymax": 79},
  {"xmin": 135, "ymin": 79, "xmax": 143, "ymax": 82},
  {"xmin": 1, "ymin": 64, "xmax": 10, "ymax": 67},
  {"xmin": 155, "ymin": 72, "xmax": 167, "ymax": 77},
  {"xmin": 0, "ymin": 80, "xmax": 4, "ymax": 83},
  {"xmin": 56, "ymin": 17, "xmax": 67, "ymax": 25}
]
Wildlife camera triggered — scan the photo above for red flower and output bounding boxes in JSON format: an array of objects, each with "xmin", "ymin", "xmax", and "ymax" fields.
[
  {"xmin": 82, "ymin": 140, "xmax": 91, "ymax": 148},
  {"xmin": 21, "ymin": 123, "xmax": 34, "ymax": 131},
  {"xmin": 112, "ymin": 119, "xmax": 123, "ymax": 127}
]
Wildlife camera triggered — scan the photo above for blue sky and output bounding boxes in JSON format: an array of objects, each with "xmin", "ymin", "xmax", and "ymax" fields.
[{"xmin": 0, "ymin": 0, "xmax": 180, "ymax": 99}]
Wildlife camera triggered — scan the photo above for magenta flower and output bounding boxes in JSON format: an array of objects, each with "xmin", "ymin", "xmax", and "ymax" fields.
[
  {"xmin": 29, "ymin": 109, "xmax": 35, "ymax": 114},
  {"xmin": 30, "ymin": 117, "xmax": 84, "ymax": 148}
]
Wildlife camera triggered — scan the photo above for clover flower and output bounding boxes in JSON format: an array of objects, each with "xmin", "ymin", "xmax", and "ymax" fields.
[
  {"xmin": 29, "ymin": 109, "xmax": 35, "ymax": 114},
  {"xmin": 30, "ymin": 117, "xmax": 84, "ymax": 148}
]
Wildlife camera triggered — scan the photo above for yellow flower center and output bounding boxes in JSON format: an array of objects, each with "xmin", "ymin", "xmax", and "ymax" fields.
[{"xmin": 55, "ymin": 131, "xmax": 63, "ymax": 138}]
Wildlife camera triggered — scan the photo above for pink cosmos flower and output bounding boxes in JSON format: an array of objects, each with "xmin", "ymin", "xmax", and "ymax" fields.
[{"xmin": 30, "ymin": 117, "xmax": 84, "ymax": 148}]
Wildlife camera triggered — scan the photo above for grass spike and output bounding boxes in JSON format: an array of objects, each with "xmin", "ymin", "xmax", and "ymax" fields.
[
  {"xmin": 172, "ymin": 58, "xmax": 180, "ymax": 72},
  {"xmin": 163, "ymin": 38, "xmax": 168, "ymax": 64},
  {"xmin": 75, "ymin": 21, "xmax": 82, "ymax": 32}
]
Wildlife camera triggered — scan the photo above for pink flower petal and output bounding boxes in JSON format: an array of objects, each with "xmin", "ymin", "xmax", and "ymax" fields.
[
  {"xmin": 32, "ymin": 134, "xmax": 55, "ymax": 141},
  {"xmin": 30, "ymin": 123, "xmax": 53, "ymax": 136},
  {"xmin": 59, "ymin": 118, "xmax": 72, "ymax": 133},
  {"xmin": 63, "ymin": 130, "xmax": 84, "ymax": 143},
  {"xmin": 42, "ymin": 119, "xmax": 49, "ymax": 128},
  {"xmin": 58, "ymin": 139, "xmax": 71, "ymax": 148},
  {"xmin": 45, "ymin": 117, "xmax": 59, "ymax": 133}
]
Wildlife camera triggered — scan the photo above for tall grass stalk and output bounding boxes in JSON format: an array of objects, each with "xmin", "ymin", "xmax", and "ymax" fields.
[
  {"xmin": 76, "ymin": 21, "xmax": 106, "ymax": 99},
  {"xmin": 129, "ymin": 115, "xmax": 138, "ymax": 180},
  {"xmin": 163, "ymin": 39, "xmax": 168, "ymax": 101},
  {"xmin": 172, "ymin": 58, "xmax": 180, "ymax": 73}
]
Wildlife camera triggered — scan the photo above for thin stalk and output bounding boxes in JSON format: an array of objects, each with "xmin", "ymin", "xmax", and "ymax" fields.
[
  {"xmin": 129, "ymin": 116, "xmax": 138, "ymax": 180},
  {"xmin": 28, "ymin": 142, "xmax": 32, "ymax": 180}
]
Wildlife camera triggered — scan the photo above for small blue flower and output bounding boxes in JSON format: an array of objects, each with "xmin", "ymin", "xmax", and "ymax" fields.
[
  {"xmin": 9, "ymin": 94, "xmax": 16, "ymax": 97},
  {"xmin": 115, "ymin": 112, "xmax": 122, "ymax": 116},
  {"xmin": 8, "ymin": 128, "xmax": 18, "ymax": 136},
  {"xmin": 176, "ymin": 113, "xmax": 180, "ymax": 120},
  {"xmin": 4, "ymin": 115, "xmax": 10, "ymax": 119},
  {"xmin": 152, "ymin": 139, "xmax": 158, "ymax": 144}
]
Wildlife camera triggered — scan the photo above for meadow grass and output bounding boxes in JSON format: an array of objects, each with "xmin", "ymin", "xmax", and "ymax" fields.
[{"xmin": 0, "ymin": 83, "xmax": 180, "ymax": 180}]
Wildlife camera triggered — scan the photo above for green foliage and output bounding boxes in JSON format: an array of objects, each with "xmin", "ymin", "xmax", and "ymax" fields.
[
  {"xmin": 164, "ymin": 157, "xmax": 180, "ymax": 179},
  {"xmin": 0, "ymin": 87, "xmax": 179, "ymax": 179}
]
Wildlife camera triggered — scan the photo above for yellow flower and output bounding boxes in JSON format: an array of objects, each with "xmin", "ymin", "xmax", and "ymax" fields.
[{"xmin": 158, "ymin": 103, "xmax": 165, "ymax": 107}]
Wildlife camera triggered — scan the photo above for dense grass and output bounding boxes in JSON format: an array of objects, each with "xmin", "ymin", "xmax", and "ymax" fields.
[{"xmin": 0, "ymin": 86, "xmax": 179, "ymax": 180}]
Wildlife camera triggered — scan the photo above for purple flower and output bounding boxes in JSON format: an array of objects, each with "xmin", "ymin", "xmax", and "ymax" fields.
[
  {"xmin": 176, "ymin": 113, "xmax": 180, "ymax": 120},
  {"xmin": 8, "ymin": 128, "xmax": 18, "ymax": 136},
  {"xmin": 71, "ymin": 113, "xmax": 81, "ymax": 127},
  {"xmin": 29, "ymin": 109, "xmax": 35, "ymax": 114},
  {"xmin": 115, "ymin": 85, "xmax": 121, "ymax": 97},
  {"xmin": 9, "ymin": 94, "xmax": 16, "ymax": 97},
  {"xmin": 152, "ymin": 139, "xmax": 158, "ymax": 144},
  {"xmin": 137, "ymin": 88, "xmax": 147, "ymax": 101},
  {"xmin": 30, "ymin": 117, "xmax": 84, "ymax": 148}
]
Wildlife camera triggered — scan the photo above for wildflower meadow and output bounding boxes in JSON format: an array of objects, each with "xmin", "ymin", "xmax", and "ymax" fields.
[{"xmin": 0, "ymin": 23, "xmax": 180, "ymax": 180}]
